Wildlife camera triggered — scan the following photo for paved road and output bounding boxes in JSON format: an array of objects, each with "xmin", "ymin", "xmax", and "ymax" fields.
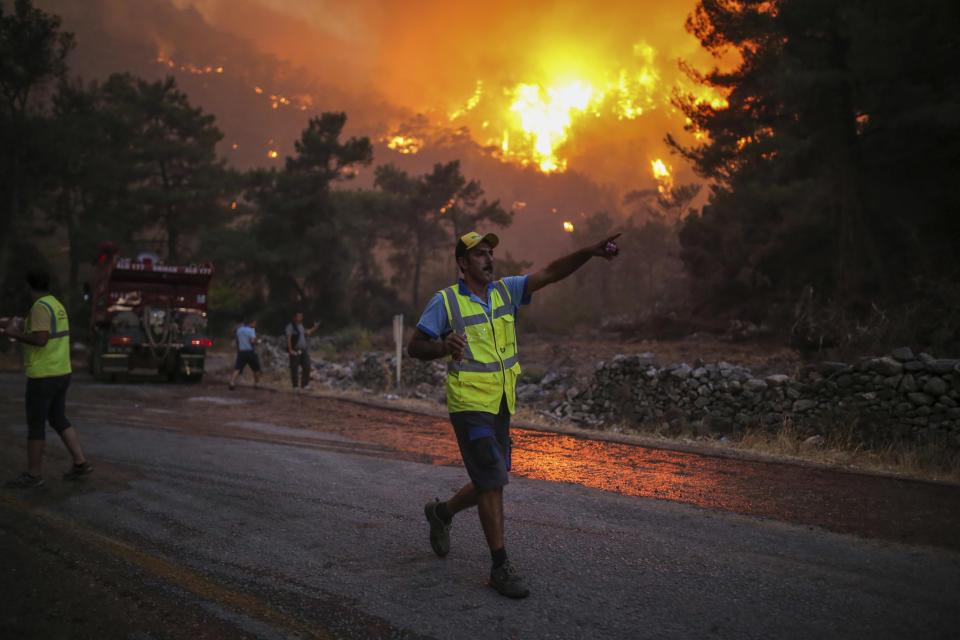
[{"xmin": 1, "ymin": 371, "xmax": 958, "ymax": 639}]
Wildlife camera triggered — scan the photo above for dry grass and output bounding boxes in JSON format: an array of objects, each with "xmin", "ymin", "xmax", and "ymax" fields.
[
  {"xmin": 512, "ymin": 404, "xmax": 960, "ymax": 485},
  {"xmin": 725, "ymin": 418, "xmax": 960, "ymax": 485}
]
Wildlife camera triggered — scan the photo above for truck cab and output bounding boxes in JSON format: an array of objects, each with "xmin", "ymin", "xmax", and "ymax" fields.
[{"xmin": 89, "ymin": 252, "xmax": 214, "ymax": 382}]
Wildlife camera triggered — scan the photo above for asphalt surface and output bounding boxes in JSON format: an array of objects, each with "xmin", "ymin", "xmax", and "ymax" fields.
[{"xmin": 1, "ymin": 370, "xmax": 959, "ymax": 639}]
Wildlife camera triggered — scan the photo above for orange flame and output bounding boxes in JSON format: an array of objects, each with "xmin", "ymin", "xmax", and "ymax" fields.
[
  {"xmin": 386, "ymin": 135, "xmax": 422, "ymax": 154},
  {"xmin": 651, "ymin": 158, "xmax": 673, "ymax": 195},
  {"xmin": 437, "ymin": 40, "xmax": 668, "ymax": 173},
  {"xmin": 439, "ymin": 197, "xmax": 456, "ymax": 213},
  {"xmin": 156, "ymin": 59, "xmax": 312, "ymax": 112}
]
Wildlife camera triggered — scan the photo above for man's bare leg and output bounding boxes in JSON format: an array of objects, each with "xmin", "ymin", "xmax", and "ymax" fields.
[
  {"xmin": 443, "ymin": 482, "xmax": 505, "ymax": 552},
  {"xmin": 476, "ymin": 487, "xmax": 504, "ymax": 553},
  {"xmin": 58, "ymin": 427, "xmax": 87, "ymax": 465},
  {"xmin": 27, "ymin": 439, "xmax": 44, "ymax": 477},
  {"xmin": 445, "ymin": 481, "xmax": 478, "ymax": 514}
]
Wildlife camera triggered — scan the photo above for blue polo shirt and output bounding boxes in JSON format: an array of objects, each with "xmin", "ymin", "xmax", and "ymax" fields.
[
  {"xmin": 416, "ymin": 275, "xmax": 531, "ymax": 339},
  {"xmin": 236, "ymin": 324, "xmax": 257, "ymax": 351}
]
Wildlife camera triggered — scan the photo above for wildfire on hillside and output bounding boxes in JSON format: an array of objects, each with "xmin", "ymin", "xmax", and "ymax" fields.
[
  {"xmin": 138, "ymin": 0, "xmax": 730, "ymax": 204},
  {"xmin": 380, "ymin": 39, "xmax": 727, "ymax": 177}
]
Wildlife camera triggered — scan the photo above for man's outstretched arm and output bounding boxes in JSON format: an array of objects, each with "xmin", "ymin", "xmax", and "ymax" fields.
[{"xmin": 526, "ymin": 233, "xmax": 620, "ymax": 294}]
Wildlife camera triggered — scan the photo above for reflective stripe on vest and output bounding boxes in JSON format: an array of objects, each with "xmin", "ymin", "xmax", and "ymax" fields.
[
  {"xmin": 441, "ymin": 280, "xmax": 521, "ymax": 414},
  {"xmin": 25, "ymin": 295, "xmax": 72, "ymax": 378},
  {"xmin": 36, "ymin": 300, "xmax": 70, "ymax": 338}
]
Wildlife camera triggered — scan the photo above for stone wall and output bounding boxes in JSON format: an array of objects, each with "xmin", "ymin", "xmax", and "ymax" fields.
[
  {"xmin": 550, "ymin": 348, "xmax": 960, "ymax": 449},
  {"xmin": 256, "ymin": 334, "xmax": 959, "ymax": 450}
]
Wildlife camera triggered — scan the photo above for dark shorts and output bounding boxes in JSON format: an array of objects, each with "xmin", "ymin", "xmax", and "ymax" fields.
[
  {"xmin": 234, "ymin": 350, "xmax": 261, "ymax": 372},
  {"xmin": 450, "ymin": 396, "xmax": 511, "ymax": 492},
  {"xmin": 26, "ymin": 374, "xmax": 72, "ymax": 440}
]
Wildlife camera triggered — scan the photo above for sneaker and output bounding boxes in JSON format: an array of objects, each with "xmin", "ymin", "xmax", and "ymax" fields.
[
  {"xmin": 5, "ymin": 473, "xmax": 45, "ymax": 489},
  {"xmin": 489, "ymin": 559, "xmax": 530, "ymax": 598},
  {"xmin": 424, "ymin": 499, "xmax": 452, "ymax": 557},
  {"xmin": 228, "ymin": 382, "xmax": 236, "ymax": 390},
  {"xmin": 63, "ymin": 462, "xmax": 94, "ymax": 481}
]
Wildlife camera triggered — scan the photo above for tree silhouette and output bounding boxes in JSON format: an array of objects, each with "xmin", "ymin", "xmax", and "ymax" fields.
[
  {"xmin": 0, "ymin": 0, "xmax": 74, "ymax": 298},
  {"xmin": 375, "ymin": 160, "xmax": 511, "ymax": 308}
]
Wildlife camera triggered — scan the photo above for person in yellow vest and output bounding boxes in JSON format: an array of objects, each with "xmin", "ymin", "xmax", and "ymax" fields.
[
  {"xmin": 2, "ymin": 269, "xmax": 92, "ymax": 488},
  {"xmin": 408, "ymin": 230, "xmax": 620, "ymax": 598}
]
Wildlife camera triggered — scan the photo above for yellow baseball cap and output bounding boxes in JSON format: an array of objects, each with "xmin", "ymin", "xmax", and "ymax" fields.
[{"xmin": 455, "ymin": 231, "xmax": 499, "ymax": 258}]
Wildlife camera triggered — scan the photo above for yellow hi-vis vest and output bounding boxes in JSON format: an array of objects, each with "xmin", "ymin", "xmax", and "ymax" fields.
[
  {"xmin": 441, "ymin": 280, "xmax": 521, "ymax": 414},
  {"xmin": 25, "ymin": 295, "xmax": 72, "ymax": 378}
]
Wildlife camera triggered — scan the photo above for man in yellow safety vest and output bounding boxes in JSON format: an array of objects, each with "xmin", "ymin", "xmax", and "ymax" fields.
[
  {"xmin": 408, "ymin": 229, "xmax": 620, "ymax": 598},
  {"xmin": 3, "ymin": 269, "xmax": 93, "ymax": 488}
]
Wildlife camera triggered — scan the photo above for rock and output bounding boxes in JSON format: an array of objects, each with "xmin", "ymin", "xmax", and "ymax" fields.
[
  {"xmin": 669, "ymin": 363, "xmax": 692, "ymax": 380},
  {"xmin": 907, "ymin": 392, "xmax": 935, "ymax": 406},
  {"xmin": 923, "ymin": 377, "xmax": 949, "ymax": 397},
  {"xmin": 743, "ymin": 378, "xmax": 768, "ymax": 392},
  {"xmin": 540, "ymin": 371, "xmax": 561, "ymax": 387},
  {"xmin": 866, "ymin": 356, "xmax": 903, "ymax": 376},
  {"xmin": 883, "ymin": 375, "xmax": 903, "ymax": 389},
  {"xmin": 793, "ymin": 399, "xmax": 817, "ymax": 412},
  {"xmin": 929, "ymin": 359, "xmax": 959, "ymax": 375},
  {"xmin": 633, "ymin": 352, "xmax": 658, "ymax": 366},
  {"xmin": 765, "ymin": 374, "xmax": 790, "ymax": 387},
  {"xmin": 890, "ymin": 347, "xmax": 915, "ymax": 362},
  {"xmin": 354, "ymin": 352, "xmax": 393, "ymax": 391},
  {"xmin": 818, "ymin": 362, "xmax": 852, "ymax": 376},
  {"xmin": 899, "ymin": 374, "xmax": 918, "ymax": 393},
  {"xmin": 517, "ymin": 384, "xmax": 541, "ymax": 402},
  {"xmin": 801, "ymin": 435, "xmax": 826, "ymax": 449}
]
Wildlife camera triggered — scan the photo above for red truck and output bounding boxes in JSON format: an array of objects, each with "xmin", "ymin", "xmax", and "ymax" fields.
[{"xmin": 89, "ymin": 252, "xmax": 214, "ymax": 382}]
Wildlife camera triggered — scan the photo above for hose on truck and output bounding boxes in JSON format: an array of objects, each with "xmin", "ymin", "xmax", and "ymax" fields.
[{"xmin": 142, "ymin": 304, "xmax": 175, "ymax": 364}]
